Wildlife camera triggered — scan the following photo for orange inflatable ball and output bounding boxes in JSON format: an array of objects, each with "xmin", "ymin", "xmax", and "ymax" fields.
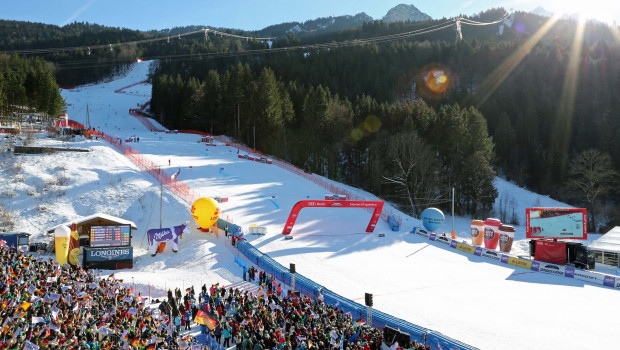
[{"xmin": 191, "ymin": 197, "xmax": 220, "ymax": 229}]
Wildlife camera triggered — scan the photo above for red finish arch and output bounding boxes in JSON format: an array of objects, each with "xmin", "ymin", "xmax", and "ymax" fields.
[{"xmin": 282, "ymin": 200, "xmax": 384, "ymax": 235}]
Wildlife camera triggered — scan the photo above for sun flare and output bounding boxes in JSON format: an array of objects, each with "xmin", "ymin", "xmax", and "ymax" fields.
[{"xmin": 544, "ymin": 0, "xmax": 620, "ymax": 23}]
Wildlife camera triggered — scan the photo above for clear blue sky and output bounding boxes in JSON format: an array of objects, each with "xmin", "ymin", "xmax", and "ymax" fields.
[{"xmin": 2, "ymin": 1, "xmax": 619, "ymax": 31}]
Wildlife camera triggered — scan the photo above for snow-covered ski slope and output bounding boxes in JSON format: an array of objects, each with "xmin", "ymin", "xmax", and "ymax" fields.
[{"xmin": 54, "ymin": 61, "xmax": 620, "ymax": 350}]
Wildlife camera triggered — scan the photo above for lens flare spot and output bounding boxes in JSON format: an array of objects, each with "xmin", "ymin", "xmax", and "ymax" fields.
[
  {"xmin": 515, "ymin": 22, "xmax": 526, "ymax": 34},
  {"xmin": 425, "ymin": 69, "xmax": 450, "ymax": 93},
  {"xmin": 364, "ymin": 115, "xmax": 381, "ymax": 132},
  {"xmin": 351, "ymin": 128, "xmax": 363, "ymax": 141}
]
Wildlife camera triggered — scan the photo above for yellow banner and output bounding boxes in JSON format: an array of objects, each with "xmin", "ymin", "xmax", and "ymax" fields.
[
  {"xmin": 508, "ymin": 257, "xmax": 532, "ymax": 270},
  {"xmin": 456, "ymin": 243, "xmax": 476, "ymax": 255}
]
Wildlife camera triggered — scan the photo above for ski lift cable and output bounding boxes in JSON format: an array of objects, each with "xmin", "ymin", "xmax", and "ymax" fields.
[
  {"xmin": 4, "ymin": 28, "xmax": 206, "ymax": 55},
  {"xmin": 206, "ymin": 28, "xmax": 275, "ymax": 41},
  {"xmin": 49, "ymin": 12, "xmax": 509, "ymax": 69},
  {"xmin": 144, "ymin": 20, "xmax": 458, "ymax": 61},
  {"xmin": 6, "ymin": 11, "xmax": 507, "ymax": 56},
  {"xmin": 459, "ymin": 11, "xmax": 512, "ymax": 26},
  {"xmin": 52, "ymin": 22, "xmax": 458, "ymax": 69},
  {"xmin": 8, "ymin": 27, "xmax": 276, "ymax": 56},
  {"xmin": 8, "ymin": 16, "xmax": 453, "ymax": 56}
]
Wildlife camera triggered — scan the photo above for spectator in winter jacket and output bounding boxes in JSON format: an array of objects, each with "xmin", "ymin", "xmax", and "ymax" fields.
[
  {"xmin": 214, "ymin": 323, "xmax": 222, "ymax": 344},
  {"xmin": 223, "ymin": 325, "xmax": 232, "ymax": 347},
  {"xmin": 174, "ymin": 315, "xmax": 182, "ymax": 332},
  {"xmin": 184, "ymin": 311, "xmax": 191, "ymax": 330},
  {"xmin": 235, "ymin": 333, "xmax": 243, "ymax": 349}
]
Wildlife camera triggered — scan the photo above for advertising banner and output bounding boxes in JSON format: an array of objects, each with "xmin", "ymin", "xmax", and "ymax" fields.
[
  {"xmin": 534, "ymin": 240, "xmax": 567, "ymax": 265},
  {"xmin": 538, "ymin": 263, "xmax": 566, "ymax": 276},
  {"xmin": 603, "ymin": 275, "xmax": 616, "ymax": 288},
  {"xmin": 507, "ymin": 257, "xmax": 533, "ymax": 270},
  {"xmin": 480, "ymin": 248, "xmax": 502, "ymax": 262},
  {"xmin": 411, "ymin": 226, "xmax": 618, "ymax": 290},
  {"xmin": 415, "ymin": 229, "xmax": 430, "ymax": 238},
  {"xmin": 456, "ymin": 243, "xmax": 477, "ymax": 255},
  {"xmin": 434, "ymin": 235, "xmax": 451, "ymax": 246},
  {"xmin": 571, "ymin": 269, "xmax": 605, "ymax": 284},
  {"xmin": 526, "ymin": 208, "xmax": 587, "ymax": 239},
  {"xmin": 474, "ymin": 247, "xmax": 483, "ymax": 256},
  {"xmin": 85, "ymin": 247, "xmax": 133, "ymax": 262}
]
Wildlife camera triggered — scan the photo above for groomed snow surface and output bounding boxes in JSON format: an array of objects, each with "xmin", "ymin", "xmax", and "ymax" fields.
[{"xmin": 2, "ymin": 61, "xmax": 619, "ymax": 350}]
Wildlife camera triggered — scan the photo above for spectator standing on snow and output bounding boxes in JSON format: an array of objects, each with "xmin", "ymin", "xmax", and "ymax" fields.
[
  {"xmin": 184, "ymin": 310, "xmax": 191, "ymax": 330},
  {"xmin": 214, "ymin": 322, "xmax": 222, "ymax": 344},
  {"xmin": 174, "ymin": 314, "xmax": 181, "ymax": 333},
  {"xmin": 235, "ymin": 332, "xmax": 243, "ymax": 349},
  {"xmin": 223, "ymin": 325, "xmax": 231, "ymax": 347}
]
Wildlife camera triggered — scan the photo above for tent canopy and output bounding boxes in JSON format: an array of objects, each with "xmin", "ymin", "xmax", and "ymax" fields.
[{"xmin": 589, "ymin": 227, "xmax": 620, "ymax": 253}]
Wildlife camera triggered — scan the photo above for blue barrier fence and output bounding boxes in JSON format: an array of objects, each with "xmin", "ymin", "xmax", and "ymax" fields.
[
  {"xmin": 217, "ymin": 218, "xmax": 242, "ymax": 236},
  {"xmin": 235, "ymin": 240, "xmax": 478, "ymax": 350},
  {"xmin": 195, "ymin": 333, "xmax": 226, "ymax": 350}
]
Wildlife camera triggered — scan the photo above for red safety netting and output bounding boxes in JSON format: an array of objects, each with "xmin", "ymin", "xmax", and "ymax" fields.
[
  {"xmin": 114, "ymin": 80, "xmax": 148, "ymax": 94},
  {"xmin": 92, "ymin": 130, "xmax": 235, "ymax": 224},
  {"xmin": 87, "ymin": 114, "xmax": 401, "ymax": 228},
  {"xmin": 128, "ymin": 101, "xmax": 164, "ymax": 132},
  {"xmin": 129, "ymin": 109, "xmax": 165, "ymax": 132},
  {"xmin": 206, "ymin": 134, "xmax": 403, "ymax": 226}
]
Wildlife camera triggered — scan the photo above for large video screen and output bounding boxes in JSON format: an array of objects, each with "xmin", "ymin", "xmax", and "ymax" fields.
[
  {"xmin": 526, "ymin": 208, "xmax": 587, "ymax": 240},
  {"xmin": 90, "ymin": 225, "xmax": 131, "ymax": 248}
]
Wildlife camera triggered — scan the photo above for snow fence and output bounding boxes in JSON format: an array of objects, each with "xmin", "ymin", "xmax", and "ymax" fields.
[{"xmin": 236, "ymin": 239, "xmax": 478, "ymax": 350}]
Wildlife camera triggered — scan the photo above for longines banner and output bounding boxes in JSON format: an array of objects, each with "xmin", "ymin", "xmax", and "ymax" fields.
[
  {"xmin": 85, "ymin": 247, "xmax": 133, "ymax": 262},
  {"xmin": 413, "ymin": 227, "xmax": 619, "ymax": 289}
]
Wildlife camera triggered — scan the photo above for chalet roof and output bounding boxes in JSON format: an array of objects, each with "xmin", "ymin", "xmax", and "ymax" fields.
[{"xmin": 46, "ymin": 213, "xmax": 137, "ymax": 234}]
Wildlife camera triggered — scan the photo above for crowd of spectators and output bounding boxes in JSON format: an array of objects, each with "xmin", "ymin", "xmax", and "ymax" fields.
[
  {"xmin": 0, "ymin": 245, "xmax": 197, "ymax": 349},
  {"xmin": 0, "ymin": 243, "xmax": 429, "ymax": 349}
]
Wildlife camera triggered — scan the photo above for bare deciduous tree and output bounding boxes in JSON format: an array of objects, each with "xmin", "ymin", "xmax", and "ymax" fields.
[
  {"xmin": 382, "ymin": 132, "xmax": 441, "ymax": 216},
  {"xmin": 568, "ymin": 149, "xmax": 618, "ymax": 232}
]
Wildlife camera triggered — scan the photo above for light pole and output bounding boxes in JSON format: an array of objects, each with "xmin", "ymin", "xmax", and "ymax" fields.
[
  {"xmin": 451, "ymin": 187, "xmax": 455, "ymax": 239},
  {"xmin": 159, "ymin": 165, "xmax": 163, "ymax": 229}
]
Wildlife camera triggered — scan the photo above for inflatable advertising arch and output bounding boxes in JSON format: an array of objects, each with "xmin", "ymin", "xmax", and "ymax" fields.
[{"xmin": 282, "ymin": 200, "xmax": 384, "ymax": 234}]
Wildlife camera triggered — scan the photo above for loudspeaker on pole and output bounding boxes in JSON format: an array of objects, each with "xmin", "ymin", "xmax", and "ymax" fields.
[{"xmin": 365, "ymin": 293, "xmax": 373, "ymax": 307}]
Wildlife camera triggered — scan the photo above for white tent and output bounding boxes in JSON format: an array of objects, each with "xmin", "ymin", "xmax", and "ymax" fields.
[{"xmin": 589, "ymin": 227, "xmax": 620, "ymax": 266}]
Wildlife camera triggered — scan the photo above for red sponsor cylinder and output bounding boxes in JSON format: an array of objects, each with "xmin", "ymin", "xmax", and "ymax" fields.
[
  {"xmin": 483, "ymin": 218, "xmax": 502, "ymax": 250},
  {"xmin": 470, "ymin": 220, "xmax": 485, "ymax": 246}
]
